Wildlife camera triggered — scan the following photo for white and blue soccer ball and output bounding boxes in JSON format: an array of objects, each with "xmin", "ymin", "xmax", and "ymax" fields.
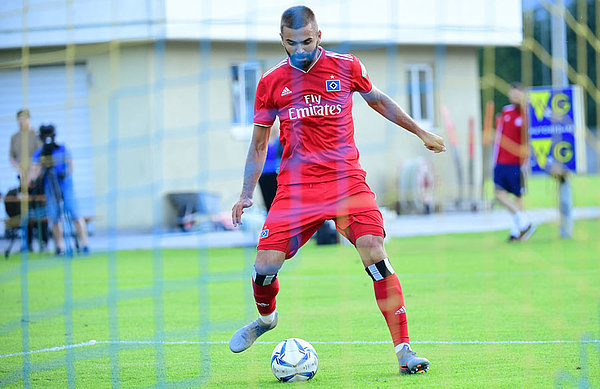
[{"xmin": 271, "ymin": 338, "xmax": 318, "ymax": 382}]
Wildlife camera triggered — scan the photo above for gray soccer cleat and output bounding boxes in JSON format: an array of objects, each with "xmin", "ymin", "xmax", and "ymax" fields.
[
  {"xmin": 229, "ymin": 312, "xmax": 278, "ymax": 353},
  {"xmin": 518, "ymin": 224, "xmax": 536, "ymax": 241},
  {"xmin": 397, "ymin": 344, "xmax": 430, "ymax": 374}
]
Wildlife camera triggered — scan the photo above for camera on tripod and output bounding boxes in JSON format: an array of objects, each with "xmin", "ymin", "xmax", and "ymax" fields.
[{"xmin": 39, "ymin": 124, "xmax": 66, "ymax": 180}]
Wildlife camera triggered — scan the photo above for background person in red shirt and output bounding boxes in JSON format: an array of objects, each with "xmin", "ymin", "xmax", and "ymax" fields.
[
  {"xmin": 228, "ymin": 5, "xmax": 446, "ymax": 375},
  {"xmin": 492, "ymin": 83, "xmax": 535, "ymax": 241}
]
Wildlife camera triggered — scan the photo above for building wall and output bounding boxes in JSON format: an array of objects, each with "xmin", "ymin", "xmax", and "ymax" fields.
[
  {"xmin": 0, "ymin": 41, "xmax": 482, "ymax": 229},
  {"xmin": 86, "ymin": 43, "xmax": 156, "ymax": 230},
  {"xmin": 434, "ymin": 46, "xmax": 484, "ymax": 206},
  {"xmin": 87, "ymin": 41, "xmax": 280, "ymax": 230},
  {"xmin": 0, "ymin": 0, "xmax": 522, "ymax": 49},
  {"xmin": 344, "ymin": 45, "xmax": 483, "ymax": 210}
]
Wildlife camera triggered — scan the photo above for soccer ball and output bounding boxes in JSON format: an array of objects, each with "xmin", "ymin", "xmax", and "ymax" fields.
[{"xmin": 271, "ymin": 338, "xmax": 318, "ymax": 382}]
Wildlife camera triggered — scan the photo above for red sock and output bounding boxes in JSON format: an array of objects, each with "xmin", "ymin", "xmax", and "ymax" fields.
[
  {"xmin": 373, "ymin": 274, "xmax": 409, "ymax": 345},
  {"xmin": 252, "ymin": 277, "xmax": 279, "ymax": 315}
]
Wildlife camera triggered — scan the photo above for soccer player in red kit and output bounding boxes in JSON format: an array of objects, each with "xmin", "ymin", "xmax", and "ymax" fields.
[
  {"xmin": 493, "ymin": 83, "xmax": 535, "ymax": 241},
  {"xmin": 229, "ymin": 5, "xmax": 446, "ymax": 374}
]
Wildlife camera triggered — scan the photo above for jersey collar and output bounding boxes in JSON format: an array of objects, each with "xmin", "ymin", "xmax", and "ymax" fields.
[{"xmin": 288, "ymin": 47, "xmax": 323, "ymax": 73}]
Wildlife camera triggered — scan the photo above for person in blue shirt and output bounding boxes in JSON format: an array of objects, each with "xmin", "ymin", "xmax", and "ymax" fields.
[{"xmin": 28, "ymin": 124, "xmax": 89, "ymax": 255}]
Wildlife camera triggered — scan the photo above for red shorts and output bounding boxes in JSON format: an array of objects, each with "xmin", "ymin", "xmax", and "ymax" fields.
[{"xmin": 257, "ymin": 175, "xmax": 385, "ymax": 259}]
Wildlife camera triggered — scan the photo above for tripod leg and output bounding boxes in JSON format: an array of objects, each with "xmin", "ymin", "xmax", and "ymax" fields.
[{"xmin": 62, "ymin": 212, "xmax": 73, "ymax": 257}]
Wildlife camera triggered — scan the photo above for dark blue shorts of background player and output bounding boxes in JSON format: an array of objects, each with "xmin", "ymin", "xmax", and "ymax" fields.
[{"xmin": 493, "ymin": 163, "xmax": 523, "ymax": 197}]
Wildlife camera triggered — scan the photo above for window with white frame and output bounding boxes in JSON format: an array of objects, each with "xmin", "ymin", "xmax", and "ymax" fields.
[
  {"xmin": 406, "ymin": 64, "xmax": 434, "ymax": 127},
  {"xmin": 231, "ymin": 61, "xmax": 262, "ymax": 139}
]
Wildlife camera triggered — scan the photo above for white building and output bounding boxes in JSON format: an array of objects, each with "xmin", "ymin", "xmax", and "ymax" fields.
[{"xmin": 0, "ymin": 0, "xmax": 522, "ymax": 230}]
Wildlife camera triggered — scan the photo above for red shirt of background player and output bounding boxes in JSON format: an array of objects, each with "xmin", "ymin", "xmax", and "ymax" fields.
[
  {"xmin": 253, "ymin": 47, "xmax": 372, "ymax": 185},
  {"xmin": 493, "ymin": 104, "xmax": 525, "ymax": 166}
]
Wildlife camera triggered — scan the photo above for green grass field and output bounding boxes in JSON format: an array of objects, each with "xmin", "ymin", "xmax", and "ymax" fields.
[{"xmin": 1, "ymin": 219, "xmax": 599, "ymax": 388}]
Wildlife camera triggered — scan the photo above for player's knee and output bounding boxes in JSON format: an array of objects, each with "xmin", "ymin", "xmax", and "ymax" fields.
[
  {"xmin": 255, "ymin": 250, "xmax": 285, "ymax": 275},
  {"xmin": 355, "ymin": 234, "xmax": 384, "ymax": 250},
  {"xmin": 355, "ymin": 235, "xmax": 387, "ymax": 266},
  {"xmin": 254, "ymin": 263, "xmax": 282, "ymax": 276}
]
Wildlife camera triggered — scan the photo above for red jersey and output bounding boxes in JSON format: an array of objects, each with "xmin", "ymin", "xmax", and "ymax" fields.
[
  {"xmin": 253, "ymin": 47, "xmax": 373, "ymax": 185},
  {"xmin": 493, "ymin": 104, "xmax": 524, "ymax": 166}
]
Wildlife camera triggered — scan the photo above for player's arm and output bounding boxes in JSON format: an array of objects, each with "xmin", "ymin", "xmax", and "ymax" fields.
[
  {"xmin": 232, "ymin": 124, "xmax": 272, "ymax": 227},
  {"xmin": 28, "ymin": 149, "xmax": 42, "ymax": 185},
  {"xmin": 28, "ymin": 162, "xmax": 41, "ymax": 184},
  {"xmin": 9, "ymin": 142, "xmax": 20, "ymax": 173},
  {"xmin": 520, "ymin": 108, "xmax": 530, "ymax": 164},
  {"xmin": 498, "ymin": 135, "xmax": 524, "ymax": 159},
  {"xmin": 10, "ymin": 156, "xmax": 20, "ymax": 173},
  {"xmin": 360, "ymin": 86, "xmax": 446, "ymax": 153}
]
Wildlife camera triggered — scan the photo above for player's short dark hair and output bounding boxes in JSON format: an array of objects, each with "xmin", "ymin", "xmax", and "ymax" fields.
[
  {"xmin": 17, "ymin": 109, "xmax": 30, "ymax": 119},
  {"xmin": 280, "ymin": 6, "xmax": 317, "ymax": 32}
]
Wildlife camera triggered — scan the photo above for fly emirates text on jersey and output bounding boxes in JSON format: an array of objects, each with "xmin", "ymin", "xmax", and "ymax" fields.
[{"xmin": 288, "ymin": 94, "xmax": 342, "ymax": 120}]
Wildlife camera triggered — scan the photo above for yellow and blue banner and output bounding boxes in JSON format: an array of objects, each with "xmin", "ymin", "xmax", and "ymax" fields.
[{"xmin": 526, "ymin": 85, "xmax": 586, "ymax": 174}]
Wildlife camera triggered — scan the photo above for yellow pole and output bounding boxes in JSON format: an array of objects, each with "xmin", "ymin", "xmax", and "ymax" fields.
[
  {"xmin": 66, "ymin": 0, "xmax": 75, "ymax": 141},
  {"xmin": 577, "ymin": 0, "xmax": 588, "ymax": 118},
  {"xmin": 597, "ymin": 0, "xmax": 600, "ymax": 139},
  {"xmin": 483, "ymin": 45, "xmax": 495, "ymax": 106},
  {"xmin": 522, "ymin": 10, "xmax": 534, "ymax": 90},
  {"xmin": 482, "ymin": 45, "xmax": 495, "ymax": 194},
  {"xmin": 20, "ymin": 1, "xmax": 30, "ymax": 231}
]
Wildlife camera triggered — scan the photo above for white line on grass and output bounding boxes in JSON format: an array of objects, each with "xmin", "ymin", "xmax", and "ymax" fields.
[
  {"xmin": 2, "ymin": 339, "xmax": 599, "ymax": 359},
  {"xmin": 0, "ymin": 340, "xmax": 99, "ymax": 358}
]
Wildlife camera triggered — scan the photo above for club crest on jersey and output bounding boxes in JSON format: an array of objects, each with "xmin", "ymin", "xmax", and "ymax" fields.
[
  {"xmin": 326, "ymin": 79, "xmax": 341, "ymax": 92},
  {"xmin": 260, "ymin": 229, "xmax": 269, "ymax": 239}
]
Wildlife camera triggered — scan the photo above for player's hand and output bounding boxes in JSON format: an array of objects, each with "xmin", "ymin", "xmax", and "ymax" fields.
[
  {"xmin": 232, "ymin": 196, "xmax": 253, "ymax": 227},
  {"xmin": 420, "ymin": 131, "xmax": 447, "ymax": 153}
]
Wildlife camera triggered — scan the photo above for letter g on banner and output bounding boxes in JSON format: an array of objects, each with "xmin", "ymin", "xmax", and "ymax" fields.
[
  {"xmin": 551, "ymin": 93, "xmax": 571, "ymax": 119},
  {"xmin": 553, "ymin": 141, "xmax": 573, "ymax": 164}
]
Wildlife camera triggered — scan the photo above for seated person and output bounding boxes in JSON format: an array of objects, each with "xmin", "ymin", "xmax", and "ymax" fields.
[{"xmin": 28, "ymin": 124, "xmax": 89, "ymax": 255}]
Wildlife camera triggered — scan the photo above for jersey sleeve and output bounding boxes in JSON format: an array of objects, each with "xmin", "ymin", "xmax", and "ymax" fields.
[
  {"xmin": 253, "ymin": 76, "xmax": 276, "ymax": 126},
  {"xmin": 350, "ymin": 55, "xmax": 373, "ymax": 94}
]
